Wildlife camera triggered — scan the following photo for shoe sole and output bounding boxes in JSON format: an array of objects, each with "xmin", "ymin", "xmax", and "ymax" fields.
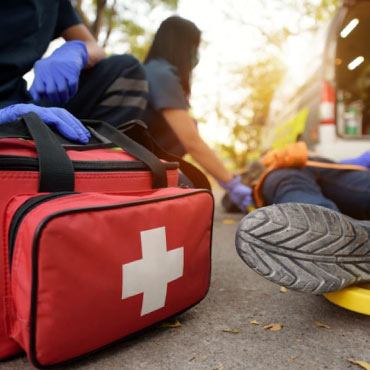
[{"xmin": 235, "ymin": 203, "xmax": 370, "ymax": 294}]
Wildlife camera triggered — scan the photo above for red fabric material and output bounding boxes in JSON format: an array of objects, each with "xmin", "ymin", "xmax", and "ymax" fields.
[
  {"xmin": 0, "ymin": 138, "xmax": 154, "ymax": 161},
  {"xmin": 7, "ymin": 189, "xmax": 213, "ymax": 366},
  {"xmin": 0, "ymin": 139, "xmax": 179, "ymax": 359}
]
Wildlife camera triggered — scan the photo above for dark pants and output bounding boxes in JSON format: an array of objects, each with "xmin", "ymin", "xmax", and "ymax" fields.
[
  {"xmin": 262, "ymin": 166, "xmax": 370, "ymax": 220},
  {"xmin": 55, "ymin": 54, "xmax": 148, "ymax": 127}
]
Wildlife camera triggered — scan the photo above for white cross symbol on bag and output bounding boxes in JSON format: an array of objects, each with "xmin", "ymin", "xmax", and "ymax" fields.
[{"xmin": 122, "ymin": 227, "xmax": 184, "ymax": 316}]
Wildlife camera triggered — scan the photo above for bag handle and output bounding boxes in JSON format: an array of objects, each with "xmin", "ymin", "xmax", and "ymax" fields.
[
  {"xmin": 149, "ymin": 139, "xmax": 211, "ymax": 190},
  {"xmin": 0, "ymin": 116, "xmax": 169, "ymax": 188},
  {"xmin": 115, "ymin": 122, "xmax": 211, "ymax": 190},
  {"xmin": 21, "ymin": 112, "xmax": 75, "ymax": 192},
  {"xmin": 83, "ymin": 120, "xmax": 168, "ymax": 188}
]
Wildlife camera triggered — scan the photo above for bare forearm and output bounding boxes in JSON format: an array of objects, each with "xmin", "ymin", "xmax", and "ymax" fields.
[
  {"xmin": 61, "ymin": 24, "xmax": 106, "ymax": 67},
  {"xmin": 186, "ymin": 138, "xmax": 233, "ymax": 183},
  {"xmin": 161, "ymin": 109, "xmax": 233, "ymax": 183}
]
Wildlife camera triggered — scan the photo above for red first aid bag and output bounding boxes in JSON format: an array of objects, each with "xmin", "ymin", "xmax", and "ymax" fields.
[
  {"xmin": 0, "ymin": 113, "xmax": 213, "ymax": 364},
  {"xmin": 6, "ymin": 188, "xmax": 213, "ymax": 367}
]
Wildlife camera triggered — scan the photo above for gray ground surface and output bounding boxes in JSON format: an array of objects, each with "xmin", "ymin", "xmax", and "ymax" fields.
[{"xmin": 1, "ymin": 202, "xmax": 369, "ymax": 370}]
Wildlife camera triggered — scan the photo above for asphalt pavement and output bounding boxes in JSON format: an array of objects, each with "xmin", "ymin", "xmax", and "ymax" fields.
[{"xmin": 1, "ymin": 196, "xmax": 370, "ymax": 370}]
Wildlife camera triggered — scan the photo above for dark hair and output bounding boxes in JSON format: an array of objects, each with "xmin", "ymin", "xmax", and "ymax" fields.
[{"xmin": 144, "ymin": 16, "xmax": 201, "ymax": 96}]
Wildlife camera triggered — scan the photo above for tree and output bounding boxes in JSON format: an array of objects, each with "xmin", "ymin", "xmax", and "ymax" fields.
[
  {"xmin": 216, "ymin": 56, "xmax": 285, "ymax": 169},
  {"xmin": 214, "ymin": 0, "xmax": 340, "ymax": 169},
  {"xmin": 221, "ymin": 0, "xmax": 340, "ymax": 50},
  {"xmin": 74, "ymin": 0, "xmax": 178, "ymax": 59}
]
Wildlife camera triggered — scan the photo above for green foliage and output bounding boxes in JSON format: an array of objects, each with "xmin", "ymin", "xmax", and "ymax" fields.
[
  {"xmin": 216, "ymin": 56, "xmax": 285, "ymax": 169},
  {"xmin": 242, "ymin": 58, "xmax": 285, "ymax": 122},
  {"xmin": 76, "ymin": 0, "xmax": 178, "ymax": 59},
  {"xmin": 120, "ymin": 19, "xmax": 149, "ymax": 60},
  {"xmin": 115, "ymin": 0, "xmax": 178, "ymax": 60},
  {"xmin": 147, "ymin": 0, "xmax": 178, "ymax": 8},
  {"xmin": 218, "ymin": 0, "xmax": 340, "ymax": 169},
  {"xmin": 299, "ymin": 0, "xmax": 340, "ymax": 22}
]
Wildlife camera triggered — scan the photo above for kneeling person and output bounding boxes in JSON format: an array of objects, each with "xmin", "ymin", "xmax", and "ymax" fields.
[{"xmin": 0, "ymin": 0, "xmax": 148, "ymax": 142}]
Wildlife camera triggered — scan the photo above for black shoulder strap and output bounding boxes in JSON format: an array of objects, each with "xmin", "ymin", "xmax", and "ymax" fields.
[
  {"xmin": 22, "ymin": 113, "xmax": 75, "ymax": 192},
  {"xmin": 120, "ymin": 123, "xmax": 211, "ymax": 190},
  {"xmin": 150, "ymin": 141, "xmax": 211, "ymax": 190},
  {"xmin": 83, "ymin": 120, "xmax": 168, "ymax": 188}
]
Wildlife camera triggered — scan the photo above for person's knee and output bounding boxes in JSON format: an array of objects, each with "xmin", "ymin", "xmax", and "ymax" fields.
[
  {"xmin": 94, "ymin": 54, "xmax": 148, "ymax": 119},
  {"xmin": 104, "ymin": 54, "xmax": 146, "ymax": 80}
]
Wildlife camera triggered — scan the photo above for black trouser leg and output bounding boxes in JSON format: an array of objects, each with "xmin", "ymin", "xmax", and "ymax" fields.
[
  {"xmin": 262, "ymin": 168, "xmax": 339, "ymax": 210},
  {"xmin": 65, "ymin": 54, "xmax": 148, "ymax": 127},
  {"xmin": 311, "ymin": 166, "xmax": 370, "ymax": 220}
]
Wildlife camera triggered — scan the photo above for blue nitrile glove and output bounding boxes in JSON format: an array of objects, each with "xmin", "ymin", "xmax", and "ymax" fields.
[
  {"xmin": 340, "ymin": 151, "xmax": 370, "ymax": 169},
  {"xmin": 220, "ymin": 176, "xmax": 254, "ymax": 212},
  {"xmin": 0, "ymin": 104, "xmax": 90, "ymax": 144},
  {"xmin": 30, "ymin": 40, "xmax": 88, "ymax": 104}
]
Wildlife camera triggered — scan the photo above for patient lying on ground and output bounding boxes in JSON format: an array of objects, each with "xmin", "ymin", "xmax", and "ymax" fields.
[{"xmin": 232, "ymin": 144, "xmax": 370, "ymax": 294}]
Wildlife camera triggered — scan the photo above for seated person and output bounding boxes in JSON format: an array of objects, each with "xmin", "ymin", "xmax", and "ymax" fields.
[
  {"xmin": 0, "ymin": 0, "xmax": 148, "ymax": 142},
  {"xmin": 143, "ymin": 16, "xmax": 252, "ymax": 206},
  {"xmin": 235, "ymin": 146, "xmax": 370, "ymax": 294}
]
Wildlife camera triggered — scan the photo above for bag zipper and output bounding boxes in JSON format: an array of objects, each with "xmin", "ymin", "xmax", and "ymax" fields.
[
  {"xmin": 8, "ymin": 190, "xmax": 212, "ymax": 269},
  {"xmin": 8, "ymin": 192, "xmax": 76, "ymax": 267},
  {"xmin": 0, "ymin": 155, "xmax": 178, "ymax": 172}
]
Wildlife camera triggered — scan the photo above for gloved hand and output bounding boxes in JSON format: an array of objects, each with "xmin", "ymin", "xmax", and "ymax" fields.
[
  {"xmin": 340, "ymin": 151, "xmax": 370, "ymax": 169},
  {"xmin": 30, "ymin": 40, "xmax": 88, "ymax": 104},
  {"xmin": 0, "ymin": 104, "xmax": 90, "ymax": 144},
  {"xmin": 220, "ymin": 176, "xmax": 254, "ymax": 212}
]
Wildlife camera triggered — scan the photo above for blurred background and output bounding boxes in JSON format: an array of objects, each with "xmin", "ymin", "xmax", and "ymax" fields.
[{"xmin": 71, "ymin": 0, "xmax": 370, "ymax": 166}]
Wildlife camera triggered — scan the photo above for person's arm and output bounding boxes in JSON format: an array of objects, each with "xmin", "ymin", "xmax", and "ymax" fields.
[
  {"xmin": 62, "ymin": 24, "xmax": 106, "ymax": 68},
  {"xmin": 161, "ymin": 109, "xmax": 253, "ymax": 211},
  {"xmin": 161, "ymin": 109, "xmax": 233, "ymax": 183}
]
